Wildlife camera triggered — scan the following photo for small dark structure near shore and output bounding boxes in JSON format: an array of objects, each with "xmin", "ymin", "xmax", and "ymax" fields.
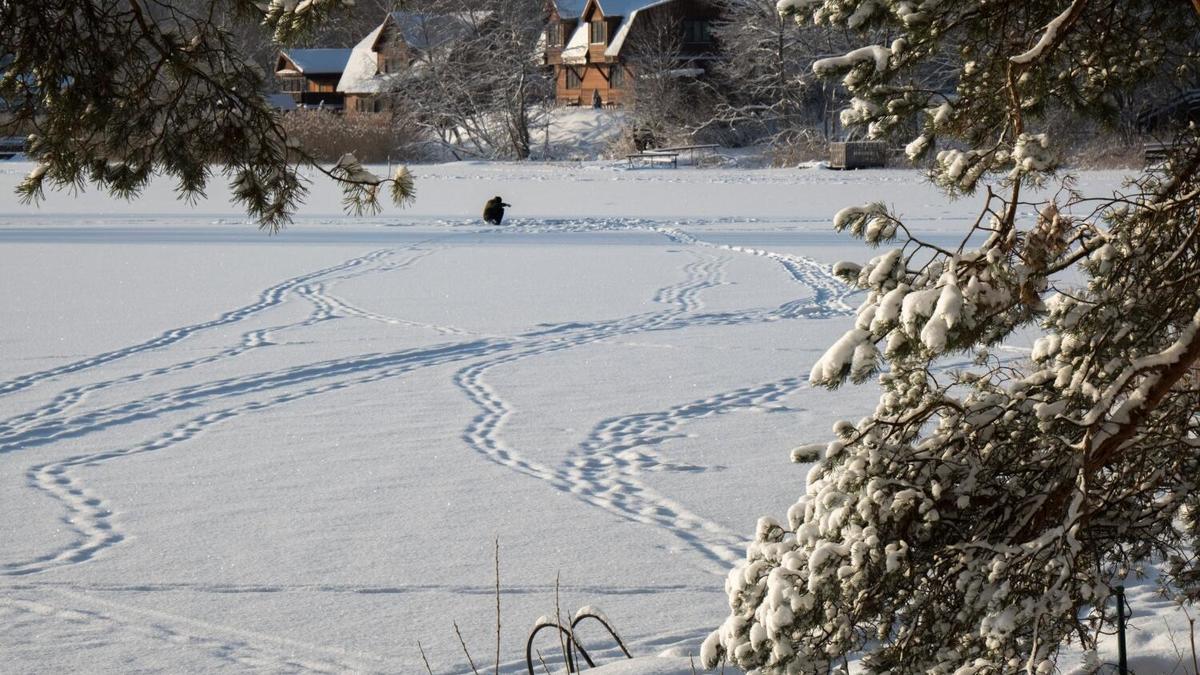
[
  {"xmin": 829, "ymin": 141, "xmax": 887, "ymax": 169},
  {"xmin": 0, "ymin": 136, "xmax": 26, "ymax": 159}
]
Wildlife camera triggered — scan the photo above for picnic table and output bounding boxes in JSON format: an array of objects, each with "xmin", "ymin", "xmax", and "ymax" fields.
[
  {"xmin": 627, "ymin": 151, "xmax": 679, "ymax": 169},
  {"xmin": 652, "ymin": 144, "xmax": 720, "ymax": 164}
]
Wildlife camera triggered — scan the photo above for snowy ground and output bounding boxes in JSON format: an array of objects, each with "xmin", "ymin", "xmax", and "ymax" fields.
[
  {"xmin": 1, "ymin": 161, "xmax": 1194, "ymax": 674},
  {"xmin": 536, "ymin": 108, "xmax": 628, "ymax": 160}
]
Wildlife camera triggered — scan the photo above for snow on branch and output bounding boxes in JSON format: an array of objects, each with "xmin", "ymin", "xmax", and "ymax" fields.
[
  {"xmin": 1081, "ymin": 306, "xmax": 1200, "ymax": 446},
  {"xmin": 813, "ymin": 45, "xmax": 891, "ymax": 76},
  {"xmin": 776, "ymin": 0, "xmax": 822, "ymax": 17},
  {"xmin": 1010, "ymin": 0, "xmax": 1088, "ymax": 65}
]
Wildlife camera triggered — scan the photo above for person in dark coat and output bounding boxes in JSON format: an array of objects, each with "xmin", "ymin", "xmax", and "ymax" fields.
[{"xmin": 483, "ymin": 196, "xmax": 511, "ymax": 225}]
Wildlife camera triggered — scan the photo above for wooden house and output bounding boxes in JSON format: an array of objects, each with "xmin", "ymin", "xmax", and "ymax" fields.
[
  {"xmin": 544, "ymin": 0, "xmax": 721, "ymax": 106},
  {"xmin": 275, "ymin": 49, "xmax": 353, "ymax": 111},
  {"xmin": 338, "ymin": 12, "xmax": 479, "ymax": 114}
]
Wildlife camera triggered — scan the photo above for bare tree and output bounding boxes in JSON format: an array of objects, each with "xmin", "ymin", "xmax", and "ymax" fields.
[
  {"xmin": 624, "ymin": 10, "xmax": 716, "ymax": 148},
  {"xmin": 706, "ymin": 0, "xmax": 827, "ymax": 146},
  {"xmin": 706, "ymin": 0, "xmax": 960, "ymax": 152},
  {"xmin": 390, "ymin": 0, "xmax": 550, "ymax": 160}
]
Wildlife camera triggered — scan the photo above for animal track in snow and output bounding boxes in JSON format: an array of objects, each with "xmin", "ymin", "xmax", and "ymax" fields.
[
  {"xmin": 4, "ymin": 220, "xmax": 839, "ymax": 581},
  {"xmin": 0, "ymin": 248, "xmax": 397, "ymax": 399},
  {"xmin": 555, "ymin": 377, "xmax": 807, "ymax": 567},
  {"xmin": 0, "ymin": 590, "xmax": 387, "ymax": 673}
]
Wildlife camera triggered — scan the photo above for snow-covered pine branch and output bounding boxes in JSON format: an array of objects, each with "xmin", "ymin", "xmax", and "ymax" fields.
[
  {"xmin": 1009, "ymin": 0, "xmax": 1088, "ymax": 66},
  {"xmin": 707, "ymin": 1, "xmax": 1200, "ymax": 673}
]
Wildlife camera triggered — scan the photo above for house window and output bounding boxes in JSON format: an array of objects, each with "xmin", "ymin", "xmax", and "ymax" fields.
[
  {"xmin": 279, "ymin": 77, "xmax": 303, "ymax": 93},
  {"xmin": 547, "ymin": 21, "xmax": 562, "ymax": 46},
  {"xmin": 590, "ymin": 19, "xmax": 606, "ymax": 44},
  {"xmin": 382, "ymin": 55, "xmax": 404, "ymax": 74},
  {"xmin": 683, "ymin": 19, "xmax": 712, "ymax": 44},
  {"xmin": 565, "ymin": 67, "xmax": 582, "ymax": 89},
  {"xmin": 609, "ymin": 65, "xmax": 624, "ymax": 88}
]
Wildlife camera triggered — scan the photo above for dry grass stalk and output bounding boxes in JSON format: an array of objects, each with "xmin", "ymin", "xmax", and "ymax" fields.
[
  {"xmin": 417, "ymin": 640, "xmax": 435, "ymax": 675},
  {"xmin": 454, "ymin": 621, "xmax": 480, "ymax": 675},
  {"xmin": 494, "ymin": 537, "xmax": 501, "ymax": 675}
]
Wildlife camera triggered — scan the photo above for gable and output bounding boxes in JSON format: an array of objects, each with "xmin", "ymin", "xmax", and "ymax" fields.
[
  {"xmin": 275, "ymin": 53, "xmax": 301, "ymax": 76},
  {"xmin": 378, "ymin": 11, "xmax": 480, "ymax": 53}
]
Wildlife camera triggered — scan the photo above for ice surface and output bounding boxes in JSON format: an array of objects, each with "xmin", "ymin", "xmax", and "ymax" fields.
[{"xmin": 0, "ymin": 161, "xmax": 1166, "ymax": 673}]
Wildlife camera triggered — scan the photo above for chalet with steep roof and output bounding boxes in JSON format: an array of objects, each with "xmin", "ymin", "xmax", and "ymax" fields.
[
  {"xmin": 544, "ymin": 0, "xmax": 720, "ymax": 106},
  {"xmin": 275, "ymin": 48, "xmax": 353, "ymax": 110},
  {"xmin": 338, "ymin": 11, "xmax": 481, "ymax": 114}
]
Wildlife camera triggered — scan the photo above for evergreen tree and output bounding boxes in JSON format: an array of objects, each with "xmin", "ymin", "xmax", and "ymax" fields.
[
  {"xmin": 704, "ymin": 1, "xmax": 1200, "ymax": 672},
  {"xmin": 0, "ymin": 0, "xmax": 415, "ymax": 230}
]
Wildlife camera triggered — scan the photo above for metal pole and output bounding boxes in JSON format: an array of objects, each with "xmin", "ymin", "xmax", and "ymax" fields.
[{"xmin": 1116, "ymin": 585, "xmax": 1128, "ymax": 675}]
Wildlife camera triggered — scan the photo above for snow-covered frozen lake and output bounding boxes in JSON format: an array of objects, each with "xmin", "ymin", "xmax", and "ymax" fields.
[{"xmin": 5, "ymin": 162, "xmax": 1182, "ymax": 674}]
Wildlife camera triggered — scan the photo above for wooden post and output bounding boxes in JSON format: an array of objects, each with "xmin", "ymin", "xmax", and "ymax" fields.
[{"xmin": 1116, "ymin": 586, "xmax": 1129, "ymax": 675}]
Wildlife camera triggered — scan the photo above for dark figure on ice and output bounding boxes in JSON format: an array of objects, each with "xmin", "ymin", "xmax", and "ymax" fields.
[{"xmin": 483, "ymin": 196, "xmax": 511, "ymax": 225}]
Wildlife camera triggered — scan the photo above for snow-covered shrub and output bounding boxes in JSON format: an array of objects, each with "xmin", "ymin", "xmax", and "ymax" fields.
[
  {"xmin": 280, "ymin": 110, "xmax": 430, "ymax": 163},
  {"xmin": 708, "ymin": 1, "xmax": 1200, "ymax": 673}
]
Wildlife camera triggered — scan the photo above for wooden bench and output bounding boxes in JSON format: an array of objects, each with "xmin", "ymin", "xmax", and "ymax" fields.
[
  {"xmin": 653, "ymin": 144, "xmax": 719, "ymax": 164},
  {"xmin": 1144, "ymin": 142, "xmax": 1171, "ymax": 165},
  {"xmin": 627, "ymin": 152, "xmax": 679, "ymax": 169}
]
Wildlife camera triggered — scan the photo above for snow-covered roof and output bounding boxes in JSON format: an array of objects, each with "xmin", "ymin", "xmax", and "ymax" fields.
[
  {"xmin": 561, "ymin": 0, "xmax": 676, "ymax": 60},
  {"xmin": 560, "ymin": 22, "xmax": 590, "ymax": 65},
  {"xmin": 605, "ymin": 12, "xmax": 637, "ymax": 57},
  {"xmin": 383, "ymin": 11, "xmax": 481, "ymax": 51},
  {"xmin": 338, "ymin": 23, "xmax": 391, "ymax": 95},
  {"xmin": 554, "ymin": 0, "xmax": 589, "ymax": 19},
  {"xmin": 279, "ymin": 48, "xmax": 352, "ymax": 75},
  {"xmin": 338, "ymin": 12, "xmax": 479, "ymax": 95},
  {"xmin": 555, "ymin": 0, "xmax": 673, "ymax": 21},
  {"xmin": 592, "ymin": 0, "xmax": 673, "ymax": 17}
]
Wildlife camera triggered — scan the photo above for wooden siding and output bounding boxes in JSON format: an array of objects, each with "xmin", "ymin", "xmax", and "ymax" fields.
[
  {"xmin": 306, "ymin": 75, "xmax": 341, "ymax": 93},
  {"xmin": 345, "ymin": 94, "xmax": 390, "ymax": 114},
  {"xmin": 375, "ymin": 22, "xmax": 413, "ymax": 74},
  {"xmin": 555, "ymin": 63, "xmax": 630, "ymax": 106}
]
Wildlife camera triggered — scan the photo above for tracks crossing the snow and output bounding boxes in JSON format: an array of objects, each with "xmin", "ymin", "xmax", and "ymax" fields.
[{"xmin": 0, "ymin": 218, "xmax": 856, "ymax": 670}]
